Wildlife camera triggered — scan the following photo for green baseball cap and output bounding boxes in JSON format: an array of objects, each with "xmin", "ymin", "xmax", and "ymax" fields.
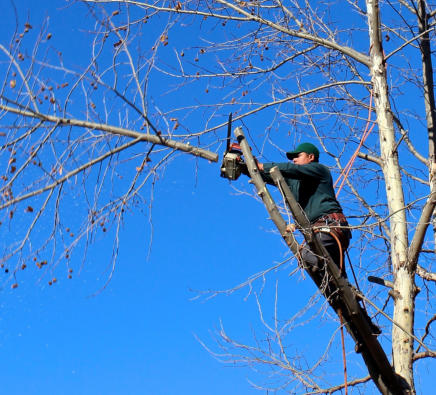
[{"xmin": 286, "ymin": 142, "xmax": 320, "ymax": 161}]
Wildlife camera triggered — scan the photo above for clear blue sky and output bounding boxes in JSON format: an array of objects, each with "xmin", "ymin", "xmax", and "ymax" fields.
[
  {"xmin": 0, "ymin": 4, "xmax": 309, "ymax": 393},
  {"xmin": 0, "ymin": 1, "xmax": 433, "ymax": 394}
]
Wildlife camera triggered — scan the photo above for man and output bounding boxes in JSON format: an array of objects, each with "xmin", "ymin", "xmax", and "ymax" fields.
[
  {"xmin": 255, "ymin": 142, "xmax": 351, "ymax": 276},
  {"xmin": 244, "ymin": 142, "xmax": 383, "ymax": 336}
]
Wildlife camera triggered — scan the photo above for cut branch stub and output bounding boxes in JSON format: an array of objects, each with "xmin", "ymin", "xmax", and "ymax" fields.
[{"xmin": 233, "ymin": 127, "xmax": 299, "ymax": 255}]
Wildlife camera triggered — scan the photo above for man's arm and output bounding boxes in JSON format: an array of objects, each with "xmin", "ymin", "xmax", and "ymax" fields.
[
  {"xmin": 243, "ymin": 161, "xmax": 277, "ymax": 186},
  {"xmin": 261, "ymin": 162, "xmax": 326, "ymax": 180}
]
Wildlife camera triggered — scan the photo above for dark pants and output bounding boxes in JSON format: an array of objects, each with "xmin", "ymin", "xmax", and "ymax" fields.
[
  {"xmin": 300, "ymin": 218, "xmax": 351, "ymax": 303},
  {"xmin": 302, "ymin": 214, "xmax": 351, "ymax": 274},
  {"xmin": 300, "ymin": 222, "xmax": 381, "ymax": 336},
  {"xmin": 301, "ymin": 231, "xmax": 345, "ymax": 274}
]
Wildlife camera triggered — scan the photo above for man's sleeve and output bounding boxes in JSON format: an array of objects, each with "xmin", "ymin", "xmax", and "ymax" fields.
[
  {"xmin": 261, "ymin": 162, "xmax": 300, "ymax": 199},
  {"xmin": 263, "ymin": 162, "xmax": 325, "ymax": 180}
]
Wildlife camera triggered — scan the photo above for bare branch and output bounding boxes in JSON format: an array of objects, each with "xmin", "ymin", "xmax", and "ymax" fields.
[
  {"xmin": 0, "ymin": 137, "xmax": 142, "ymax": 210},
  {"xmin": 215, "ymin": 0, "xmax": 371, "ymax": 66},
  {"xmin": 304, "ymin": 375, "xmax": 371, "ymax": 394},
  {"xmin": 0, "ymin": 103, "xmax": 219, "ymax": 162},
  {"xmin": 416, "ymin": 264, "xmax": 436, "ymax": 281},
  {"xmin": 357, "ymin": 151, "xmax": 383, "ymax": 166},
  {"xmin": 413, "ymin": 350, "xmax": 436, "ymax": 361},
  {"xmin": 408, "ymin": 192, "xmax": 436, "ymax": 269}
]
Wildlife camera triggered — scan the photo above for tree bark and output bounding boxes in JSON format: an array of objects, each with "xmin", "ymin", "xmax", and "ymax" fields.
[
  {"xmin": 233, "ymin": 127, "xmax": 300, "ymax": 254},
  {"xmin": 416, "ymin": 0, "xmax": 436, "ymax": 253},
  {"xmin": 366, "ymin": 1, "xmax": 415, "ymax": 391}
]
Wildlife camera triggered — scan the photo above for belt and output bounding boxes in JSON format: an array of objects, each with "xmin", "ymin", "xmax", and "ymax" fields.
[
  {"xmin": 312, "ymin": 212, "xmax": 351, "ymax": 249},
  {"xmin": 314, "ymin": 212, "xmax": 347, "ymax": 224}
]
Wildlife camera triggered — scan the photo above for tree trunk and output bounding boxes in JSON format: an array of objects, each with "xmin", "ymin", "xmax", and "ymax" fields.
[
  {"xmin": 366, "ymin": 1, "xmax": 415, "ymax": 392},
  {"xmin": 417, "ymin": 0, "xmax": 436, "ymax": 252}
]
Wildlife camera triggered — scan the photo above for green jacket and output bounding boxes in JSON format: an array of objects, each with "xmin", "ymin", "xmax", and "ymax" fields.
[{"xmin": 261, "ymin": 161, "xmax": 342, "ymax": 223}]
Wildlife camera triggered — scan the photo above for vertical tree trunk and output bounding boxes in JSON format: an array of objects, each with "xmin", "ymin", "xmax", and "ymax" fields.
[
  {"xmin": 417, "ymin": 0, "xmax": 436, "ymax": 251},
  {"xmin": 366, "ymin": 1, "xmax": 415, "ymax": 391}
]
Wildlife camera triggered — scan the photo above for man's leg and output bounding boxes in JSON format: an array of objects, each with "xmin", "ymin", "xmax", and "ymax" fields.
[
  {"xmin": 318, "ymin": 232, "xmax": 346, "ymax": 275},
  {"xmin": 300, "ymin": 232, "xmax": 345, "ymax": 303},
  {"xmin": 301, "ymin": 232, "xmax": 343, "ymax": 271}
]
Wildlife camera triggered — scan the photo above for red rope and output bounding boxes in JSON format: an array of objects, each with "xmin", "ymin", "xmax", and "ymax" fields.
[
  {"xmin": 331, "ymin": 92, "xmax": 377, "ymax": 390},
  {"xmin": 335, "ymin": 90, "xmax": 375, "ymax": 197},
  {"xmin": 335, "ymin": 232, "xmax": 348, "ymax": 395},
  {"xmin": 338, "ymin": 309, "xmax": 348, "ymax": 395}
]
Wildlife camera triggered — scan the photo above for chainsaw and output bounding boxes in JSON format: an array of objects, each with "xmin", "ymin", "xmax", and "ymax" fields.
[{"xmin": 220, "ymin": 113, "xmax": 245, "ymax": 180}]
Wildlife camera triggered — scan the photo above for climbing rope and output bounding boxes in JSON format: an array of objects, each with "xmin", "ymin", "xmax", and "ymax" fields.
[
  {"xmin": 336, "ymin": 233, "xmax": 348, "ymax": 395},
  {"xmin": 335, "ymin": 90, "xmax": 375, "ymax": 197},
  {"xmin": 338, "ymin": 309, "xmax": 348, "ymax": 395},
  {"xmin": 345, "ymin": 249, "xmax": 368, "ymax": 311},
  {"xmin": 332, "ymin": 90, "xmax": 376, "ymax": 342}
]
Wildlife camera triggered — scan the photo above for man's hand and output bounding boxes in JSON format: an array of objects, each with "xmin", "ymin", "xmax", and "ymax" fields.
[{"xmin": 286, "ymin": 223, "xmax": 296, "ymax": 233}]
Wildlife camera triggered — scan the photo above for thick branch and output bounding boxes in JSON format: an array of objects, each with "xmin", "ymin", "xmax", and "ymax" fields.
[
  {"xmin": 233, "ymin": 127, "xmax": 300, "ymax": 254},
  {"xmin": 412, "ymin": 351, "xmax": 436, "ymax": 361},
  {"xmin": 416, "ymin": 264, "xmax": 436, "ymax": 281},
  {"xmin": 0, "ymin": 104, "xmax": 218, "ymax": 162},
  {"xmin": 408, "ymin": 192, "xmax": 436, "ymax": 269},
  {"xmin": 357, "ymin": 151, "xmax": 383, "ymax": 166}
]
